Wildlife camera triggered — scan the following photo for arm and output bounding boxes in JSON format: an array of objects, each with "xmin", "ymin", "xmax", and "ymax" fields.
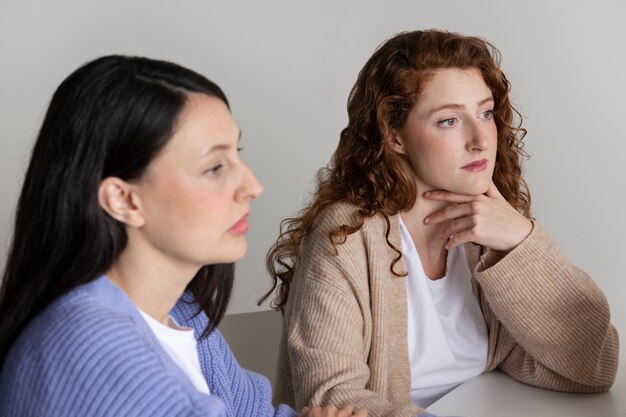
[
  {"xmin": 423, "ymin": 185, "xmax": 619, "ymax": 392},
  {"xmin": 475, "ymin": 222, "xmax": 619, "ymax": 392}
]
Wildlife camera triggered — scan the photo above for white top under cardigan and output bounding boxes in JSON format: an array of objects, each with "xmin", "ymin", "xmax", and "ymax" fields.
[
  {"xmin": 139, "ymin": 309, "xmax": 211, "ymax": 395},
  {"xmin": 399, "ymin": 217, "xmax": 488, "ymax": 408}
]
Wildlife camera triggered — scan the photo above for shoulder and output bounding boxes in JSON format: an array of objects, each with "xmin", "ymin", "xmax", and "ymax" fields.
[
  {"xmin": 310, "ymin": 201, "xmax": 393, "ymax": 243},
  {"xmin": 311, "ymin": 201, "xmax": 361, "ymax": 231},
  {"xmin": 1, "ymin": 286, "xmax": 223, "ymax": 416},
  {"xmin": 13, "ymin": 285, "xmax": 139, "ymax": 350},
  {"xmin": 4, "ymin": 287, "xmax": 150, "ymax": 378},
  {"xmin": 297, "ymin": 202, "xmax": 401, "ymax": 284}
]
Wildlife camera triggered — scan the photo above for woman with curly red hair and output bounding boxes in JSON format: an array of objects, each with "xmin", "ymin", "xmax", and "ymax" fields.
[{"xmin": 262, "ymin": 30, "xmax": 619, "ymax": 416}]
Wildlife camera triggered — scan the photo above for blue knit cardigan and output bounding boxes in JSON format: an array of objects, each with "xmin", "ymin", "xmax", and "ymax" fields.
[{"xmin": 0, "ymin": 276, "xmax": 297, "ymax": 417}]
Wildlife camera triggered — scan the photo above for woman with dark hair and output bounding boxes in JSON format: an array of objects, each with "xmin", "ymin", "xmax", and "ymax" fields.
[
  {"xmin": 263, "ymin": 30, "xmax": 619, "ymax": 416},
  {"xmin": 0, "ymin": 55, "xmax": 369, "ymax": 417}
]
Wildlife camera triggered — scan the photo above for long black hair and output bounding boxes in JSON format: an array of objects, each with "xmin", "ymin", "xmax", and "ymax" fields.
[{"xmin": 0, "ymin": 55, "xmax": 234, "ymax": 368}]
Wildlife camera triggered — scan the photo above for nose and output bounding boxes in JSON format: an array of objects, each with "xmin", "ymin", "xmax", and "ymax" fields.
[
  {"xmin": 235, "ymin": 163, "xmax": 264, "ymax": 202},
  {"xmin": 466, "ymin": 119, "xmax": 490, "ymax": 152}
]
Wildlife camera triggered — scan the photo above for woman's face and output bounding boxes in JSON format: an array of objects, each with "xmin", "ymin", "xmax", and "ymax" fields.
[
  {"xmin": 131, "ymin": 93, "xmax": 263, "ymax": 271},
  {"xmin": 390, "ymin": 67, "xmax": 497, "ymax": 196}
]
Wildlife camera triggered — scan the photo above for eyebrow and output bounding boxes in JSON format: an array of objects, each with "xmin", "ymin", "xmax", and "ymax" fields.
[
  {"xmin": 428, "ymin": 97, "xmax": 494, "ymax": 116},
  {"xmin": 198, "ymin": 131, "xmax": 242, "ymax": 159}
]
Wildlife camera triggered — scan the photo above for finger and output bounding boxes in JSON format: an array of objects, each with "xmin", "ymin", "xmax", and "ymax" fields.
[
  {"xmin": 338, "ymin": 404, "xmax": 355, "ymax": 416},
  {"xmin": 423, "ymin": 190, "xmax": 475, "ymax": 204},
  {"xmin": 353, "ymin": 408, "xmax": 368, "ymax": 417},
  {"xmin": 424, "ymin": 203, "xmax": 473, "ymax": 225},
  {"xmin": 445, "ymin": 228, "xmax": 475, "ymax": 249},
  {"xmin": 321, "ymin": 404, "xmax": 337, "ymax": 417},
  {"xmin": 307, "ymin": 406, "xmax": 322, "ymax": 417},
  {"xmin": 485, "ymin": 181, "xmax": 505, "ymax": 201},
  {"xmin": 439, "ymin": 217, "xmax": 475, "ymax": 241}
]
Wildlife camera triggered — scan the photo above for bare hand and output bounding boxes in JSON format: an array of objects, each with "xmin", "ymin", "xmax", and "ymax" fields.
[
  {"xmin": 299, "ymin": 404, "xmax": 368, "ymax": 417},
  {"xmin": 423, "ymin": 182, "xmax": 532, "ymax": 252}
]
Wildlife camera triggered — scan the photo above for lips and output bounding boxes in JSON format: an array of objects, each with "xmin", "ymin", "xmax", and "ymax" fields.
[
  {"xmin": 461, "ymin": 159, "xmax": 488, "ymax": 172},
  {"xmin": 229, "ymin": 213, "xmax": 249, "ymax": 235}
]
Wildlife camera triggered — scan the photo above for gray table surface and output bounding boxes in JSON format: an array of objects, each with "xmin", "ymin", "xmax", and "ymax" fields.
[{"xmin": 427, "ymin": 369, "xmax": 625, "ymax": 417}]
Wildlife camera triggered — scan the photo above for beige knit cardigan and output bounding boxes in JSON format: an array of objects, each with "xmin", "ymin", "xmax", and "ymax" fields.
[{"xmin": 274, "ymin": 202, "xmax": 619, "ymax": 416}]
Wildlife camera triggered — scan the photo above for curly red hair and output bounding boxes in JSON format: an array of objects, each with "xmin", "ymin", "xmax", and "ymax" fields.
[{"xmin": 261, "ymin": 30, "xmax": 530, "ymax": 312}]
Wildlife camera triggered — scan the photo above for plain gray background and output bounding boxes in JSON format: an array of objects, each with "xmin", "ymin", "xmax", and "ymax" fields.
[{"xmin": 1, "ymin": 0, "xmax": 624, "ymax": 348}]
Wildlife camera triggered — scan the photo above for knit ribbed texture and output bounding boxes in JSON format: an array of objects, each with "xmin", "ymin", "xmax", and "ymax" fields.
[
  {"xmin": 173, "ymin": 294, "xmax": 296, "ymax": 417},
  {"xmin": 0, "ymin": 276, "xmax": 296, "ymax": 417},
  {"xmin": 274, "ymin": 202, "xmax": 619, "ymax": 417}
]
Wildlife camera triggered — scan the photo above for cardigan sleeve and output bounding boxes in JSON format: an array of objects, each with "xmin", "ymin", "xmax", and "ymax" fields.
[
  {"xmin": 474, "ymin": 221, "xmax": 619, "ymax": 392},
  {"xmin": 172, "ymin": 298, "xmax": 297, "ymax": 417},
  {"xmin": 281, "ymin": 212, "xmax": 428, "ymax": 417}
]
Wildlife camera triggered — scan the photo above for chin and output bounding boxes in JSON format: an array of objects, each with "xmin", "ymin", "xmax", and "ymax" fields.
[
  {"xmin": 474, "ymin": 184, "xmax": 491, "ymax": 196},
  {"xmin": 221, "ymin": 243, "xmax": 248, "ymax": 264},
  {"xmin": 199, "ymin": 242, "xmax": 247, "ymax": 266},
  {"xmin": 458, "ymin": 179, "xmax": 492, "ymax": 196},
  {"xmin": 446, "ymin": 185, "xmax": 486, "ymax": 196}
]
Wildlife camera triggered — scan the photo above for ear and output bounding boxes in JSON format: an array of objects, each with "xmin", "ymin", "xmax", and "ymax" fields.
[
  {"xmin": 98, "ymin": 177, "xmax": 145, "ymax": 228},
  {"xmin": 386, "ymin": 130, "xmax": 407, "ymax": 156}
]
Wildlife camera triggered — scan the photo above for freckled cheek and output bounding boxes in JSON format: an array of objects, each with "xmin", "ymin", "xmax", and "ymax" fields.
[
  {"xmin": 418, "ymin": 141, "xmax": 452, "ymax": 168},
  {"xmin": 487, "ymin": 124, "xmax": 498, "ymax": 146}
]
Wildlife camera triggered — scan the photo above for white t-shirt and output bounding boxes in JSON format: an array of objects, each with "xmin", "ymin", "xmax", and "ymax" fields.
[
  {"xmin": 400, "ymin": 217, "xmax": 488, "ymax": 408},
  {"xmin": 139, "ymin": 309, "xmax": 211, "ymax": 395}
]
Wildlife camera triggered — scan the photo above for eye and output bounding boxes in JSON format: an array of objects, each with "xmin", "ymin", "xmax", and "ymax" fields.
[
  {"xmin": 205, "ymin": 163, "xmax": 223, "ymax": 176},
  {"xmin": 480, "ymin": 110, "xmax": 494, "ymax": 120},
  {"xmin": 437, "ymin": 118, "xmax": 457, "ymax": 127}
]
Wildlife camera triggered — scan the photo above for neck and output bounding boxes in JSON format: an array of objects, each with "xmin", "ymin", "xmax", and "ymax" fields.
[
  {"xmin": 106, "ymin": 234, "xmax": 198, "ymax": 325},
  {"xmin": 401, "ymin": 194, "xmax": 452, "ymax": 280}
]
